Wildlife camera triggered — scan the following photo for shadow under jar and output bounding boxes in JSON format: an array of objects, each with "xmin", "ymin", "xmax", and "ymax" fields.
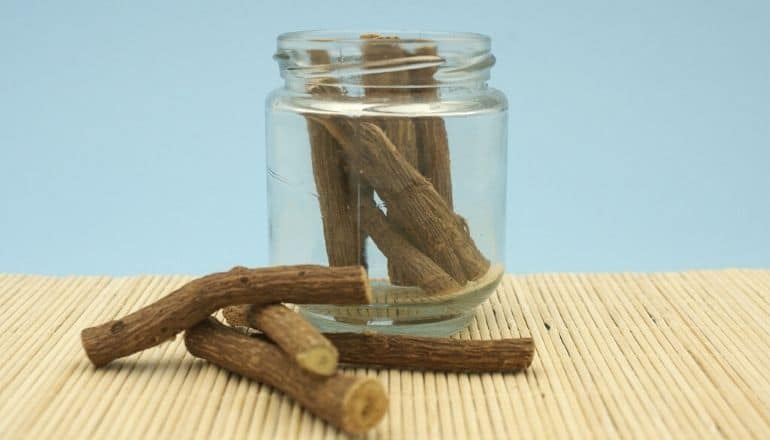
[{"xmin": 266, "ymin": 30, "xmax": 508, "ymax": 336}]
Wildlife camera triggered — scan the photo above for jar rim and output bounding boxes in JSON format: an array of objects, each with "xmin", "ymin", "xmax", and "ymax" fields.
[
  {"xmin": 275, "ymin": 30, "xmax": 494, "ymax": 90},
  {"xmin": 277, "ymin": 29, "xmax": 491, "ymax": 46}
]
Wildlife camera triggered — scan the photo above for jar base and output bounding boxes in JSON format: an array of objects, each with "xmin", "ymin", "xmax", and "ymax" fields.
[
  {"xmin": 297, "ymin": 264, "xmax": 504, "ymax": 337},
  {"xmin": 298, "ymin": 307, "xmax": 477, "ymax": 337}
]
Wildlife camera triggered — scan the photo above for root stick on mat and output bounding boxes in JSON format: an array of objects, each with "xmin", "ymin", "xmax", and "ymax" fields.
[
  {"xmin": 222, "ymin": 303, "xmax": 338, "ymax": 376},
  {"xmin": 81, "ymin": 265, "xmax": 370, "ymax": 367},
  {"xmin": 223, "ymin": 310, "xmax": 534, "ymax": 374},
  {"xmin": 326, "ymin": 332, "xmax": 534, "ymax": 373},
  {"xmin": 185, "ymin": 318, "xmax": 388, "ymax": 434}
]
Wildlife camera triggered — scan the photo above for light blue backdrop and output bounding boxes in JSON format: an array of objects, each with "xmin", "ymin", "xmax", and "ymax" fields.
[{"xmin": 1, "ymin": 1, "xmax": 768, "ymax": 275}]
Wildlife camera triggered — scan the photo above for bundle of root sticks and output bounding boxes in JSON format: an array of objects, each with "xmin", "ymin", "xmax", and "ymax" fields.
[
  {"xmin": 305, "ymin": 34, "xmax": 491, "ymax": 296},
  {"xmin": 81, "ymin": 265, "xmax": 534, "ymax": 434}
]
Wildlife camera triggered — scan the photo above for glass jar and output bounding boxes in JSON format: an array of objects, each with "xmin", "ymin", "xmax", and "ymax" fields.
[{"xmin": 266, "ymin": 30, "xmax": 508, "ymax": 336}]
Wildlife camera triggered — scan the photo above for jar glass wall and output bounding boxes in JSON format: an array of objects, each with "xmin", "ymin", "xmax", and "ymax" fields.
[{"xmin": 266, "ymin": 31, "xmax": 508, "ymax": 335}]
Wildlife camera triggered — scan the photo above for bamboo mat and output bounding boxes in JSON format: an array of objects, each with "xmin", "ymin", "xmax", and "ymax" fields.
[{"xmin": 0, "ymin": 269, "xmax": 768, "ymax": 439}]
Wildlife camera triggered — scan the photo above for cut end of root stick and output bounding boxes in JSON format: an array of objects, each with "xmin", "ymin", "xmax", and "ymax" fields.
[
  {"xmin": 222, "ymin": 306, "xmax": 248, "ymax": 327},
  {"xmin": 81, "ymin": 327, "xmax": 107, "ymax": 367},
  {"xmin": 515, "ymin": 338, "xmax": 536, "ymax": 369},
  {"xmin": 81, "ymin": 321, "xmax": 129, "ymax": 368},
  {"xmin": 340, "ymin": 377, "xmax": 389, "ymax": 434},
  {"xmin": 295, "ymin": 345, "xmax": 339, "ymax": 376}
]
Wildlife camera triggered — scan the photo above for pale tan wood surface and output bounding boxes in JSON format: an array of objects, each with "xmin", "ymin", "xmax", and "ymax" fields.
[{"xmin": 0, "ymin": 269, "xmax": 768, "ymax": 439}]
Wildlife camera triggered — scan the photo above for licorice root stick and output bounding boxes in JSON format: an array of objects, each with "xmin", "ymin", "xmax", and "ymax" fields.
[
  {"xmin": 222, "ymin": 303, "xmax": 339, "ymax": 376},
  {"xmin": 223, "ymin": 308, "xmax": 535, "ymax": 373},
  {"xmin": 360, "ymin": 34, "xmax": 421, "ymax": 286},
  {"xmin": 306, "ymin": 49, "xmax": 369, "ymax": 267},
  {"xmin": 185, "ymin": 318, "xmax": 388, "ymax": 434},
  {"xmin": 326, "ymin": 332, "xmax": 535, "ymax": 373},
  {"xmin": 309, "ymin": 118, "xmax": 490, "ymax": 283},
  {"xmin": 411, "ymin": 44, "xmax": 454, "ymax": 208},
  {"xmin": 81, "ymin": 265, "xmax": 370, "ymax": 367},
  {"xmin": 358, "ymin": 197, "xmax": 460, "ymax": 294}
]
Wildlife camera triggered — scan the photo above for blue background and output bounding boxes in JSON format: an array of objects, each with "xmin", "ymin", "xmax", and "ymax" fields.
[{"xmin": 1, "ymin": 1, "xmax": 768, "ymax": 275}]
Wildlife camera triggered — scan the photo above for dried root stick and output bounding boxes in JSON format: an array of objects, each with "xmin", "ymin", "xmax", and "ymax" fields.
[
  {"xmin": 306, "ymin": 49, "xmax": 368, "ymax": 267},
  {"xmin": 185, "ymin": 318, "xmax": 388, "ymax": 434},
  {"xmin": 411, "ymin": 45, "xmax": 454, "ymax": 207},
  {"xmin": 222, "ymin": 303, "xmax": 338, "ymax": 376},
  {"xmin": 309, "ymin": 118, "xmax": 490, "ymax": 283},
  {"xmin": 361, "ymin": 34, "xmax": 421, "ymax": 285},
  {"xmin": 226, "ymin": 325, "xmax": 536, "ymax": 374},
  {"xmin": 358, "ymin": 197, "xmax": 460, "ymax": 293},
  {"xmin": 327, "ymin": 332, "xmax": 534, "ymax": 373},
  {"xmin": 81, "ymin": 265, "xmax": 370, "ymax": 367}
]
